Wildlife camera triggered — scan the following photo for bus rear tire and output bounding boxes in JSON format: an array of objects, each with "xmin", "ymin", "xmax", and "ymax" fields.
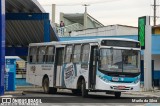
[
  {"xmin": 43, "ymin": 77, "xmax": 57, "ymax": 94},
  {"xmin": 81, "ymin": 79, "xmax": 88, "ymax": 97},
  {"xmin": 114, "ymin": 92, "xmax": 121, "ymax": 98}
]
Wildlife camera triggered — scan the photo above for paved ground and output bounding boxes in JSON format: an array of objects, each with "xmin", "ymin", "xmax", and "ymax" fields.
[
  {"xmin": 124, "ymin": 89, "xmax": 160, "ymax": 97},
  {"xmin": 0, "ymin": 86, "xmax": 160, "ymax": 106},
  {"xmin": 4, "ymin": 86, "xmax": 160, "ymax": 97}
]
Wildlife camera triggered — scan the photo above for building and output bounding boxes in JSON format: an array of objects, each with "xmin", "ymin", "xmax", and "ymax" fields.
[
  {"xmin": 57, "ymin": 12, "xmax": 104, "ymax": 36},
  {"xmin": 152, "ymin": 25, "xmax": 160, "ymax": 34}
]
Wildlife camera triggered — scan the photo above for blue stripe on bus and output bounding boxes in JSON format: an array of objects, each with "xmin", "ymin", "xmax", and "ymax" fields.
[{"xmin": 97, "ymin": 70, "xmax": 140, "ymax": 83}]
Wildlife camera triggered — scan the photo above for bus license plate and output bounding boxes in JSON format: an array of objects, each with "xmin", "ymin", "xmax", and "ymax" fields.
[
  {"xmin": 112, "ymin": 77, "xmax": 119, "ymax": 81},
  {"xmin": 117, "ymin": 86, "xmax": 125, "ymax": 90}
]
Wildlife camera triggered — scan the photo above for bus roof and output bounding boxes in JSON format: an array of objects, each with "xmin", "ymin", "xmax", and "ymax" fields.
[
  {"xmin": 29, "ymin": 41, "xmax": 58, "ymax": 46},
  {"xmin": 59, "ymin": 38, "xmax": 139, "ymax": 44},
  {"xmin": 29, "ymin": 38, "xmax": 139, "ymax": 46}
]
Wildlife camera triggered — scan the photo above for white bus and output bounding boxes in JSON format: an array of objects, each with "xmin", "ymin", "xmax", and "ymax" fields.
[{"xmin": 27, "ymin": 38, "xmax": 141, "ymax": 98}]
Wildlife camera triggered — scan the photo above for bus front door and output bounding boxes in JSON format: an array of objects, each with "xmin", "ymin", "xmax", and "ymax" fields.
[
  {"xmin": 89, "ymin": 46, "xmax": 98, "ymax": 89},
  {"xmin": 54, "ymin": 47, "xmax": 64, "ymax": 87}
]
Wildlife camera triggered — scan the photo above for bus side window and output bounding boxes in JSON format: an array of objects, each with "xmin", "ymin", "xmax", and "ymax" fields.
[
  {"xmin": 81, "ymin": 44, "xmax": 90, "ymax": 69},
  {"xmin": 37, "ymin": 46, "xmax": 46, "ymax": 63},
  {"xmin": 73, "ymin": 45, "xmax": 81, "ymax": 63},
  {"xmin": 65, "ymin": 45, "xmax": 73, "ymax": 63},
  {"xmin": 29, "ymin": 47, "xmax": 37, "ymax": 63},
  {"xmin": 46, "ymin": 46, "xmax": 55, "ymax": 63}
]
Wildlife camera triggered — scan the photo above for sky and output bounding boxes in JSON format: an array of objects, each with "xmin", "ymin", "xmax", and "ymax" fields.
[{"xmin": 37, "ymin": 0, "xmax": 158, "ymax": 27}]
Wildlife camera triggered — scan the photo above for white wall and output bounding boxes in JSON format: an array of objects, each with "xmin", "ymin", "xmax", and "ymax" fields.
[
  {"xmin": 70, "ymin": 25, "xmax": 138, "ymax": 36},
  {"xmin": 116, "ymin": 25, "xmax": 138, "ymax": 35}
]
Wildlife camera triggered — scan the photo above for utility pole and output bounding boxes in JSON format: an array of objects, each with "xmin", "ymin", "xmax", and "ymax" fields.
[
  {"xmin": 154, "ymin": 0, "xmax": 156, "ymax": 26},
  {"xmin": 152, "ymin": 0, "xmax": 160, "ymax": 26}
]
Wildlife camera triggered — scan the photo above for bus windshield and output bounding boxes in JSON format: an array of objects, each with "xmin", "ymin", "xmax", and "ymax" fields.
[{"xmin": 99, "ymin": 49, "xmax": 140, "ymax": 73}]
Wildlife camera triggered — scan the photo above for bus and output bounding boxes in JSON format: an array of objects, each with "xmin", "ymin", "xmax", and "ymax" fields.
[{"xmin": 26, "ymin": 38, "xmax": 141, "ymax": 98}]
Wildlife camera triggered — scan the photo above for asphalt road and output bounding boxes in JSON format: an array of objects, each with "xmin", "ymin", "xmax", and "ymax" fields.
[{"xmin": 7, "ymin": 89, "xmax": 160, "ymax": 106}]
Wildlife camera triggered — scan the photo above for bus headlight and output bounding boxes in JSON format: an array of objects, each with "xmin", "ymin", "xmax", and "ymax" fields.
[
  {"xmin": 102, "ymin": 77, "xmax": 110, "ymax": 82},
  {"xmin": 134, "ymin": 79, "xmax": 140, "ymax": 84},
  {"xmin": 106, "ymin": 80, "xmax": 110, "ymax": 82},
  {"xmin": 99, "ymin": 75, "xmax": 110, "ymax": 82}
]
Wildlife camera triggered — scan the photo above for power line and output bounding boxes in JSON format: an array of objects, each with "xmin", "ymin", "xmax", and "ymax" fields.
[
  {"xmin": 86, "ymin": 0, "xmax": 122, "ymax": 5},
  {"xmin": 41, "ymin": 0, "xmax": 123, "ymax": 6}
]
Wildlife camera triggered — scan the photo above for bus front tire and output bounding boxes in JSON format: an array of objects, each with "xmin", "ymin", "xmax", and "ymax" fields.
[
  {"xmin": 81, "ymin": 79, "xmax": 88, "ymax": 97},
  {"xmin": 43, "ymin": 77, "xmax": 57, "ymax": 94},
  {"xmin": 114, "ymin": 92, "xmax": 121, "ymax": 98}
]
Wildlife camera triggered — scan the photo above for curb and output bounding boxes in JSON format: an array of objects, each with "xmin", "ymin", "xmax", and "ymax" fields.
[
  {"xmin": 4, "ymin": 91, "xmax": 23, "ymax": 95},
  {"xmin": 4, "ymin": 86, "xmax": 42, "ymax": 95},
  {"xmin": 16, "ymin": 86, "xmax": 41, "ymax": 88},
  {"xmin": 0, "ymin": 95, "xmax": 13, "ymax": 97}
]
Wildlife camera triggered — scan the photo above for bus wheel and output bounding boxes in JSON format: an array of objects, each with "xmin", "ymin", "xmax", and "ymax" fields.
[
  {"xmin": 43, "ymin": 77, "xmax": 50, "ymax": 93},
  {"xmin": 43, "ymin": 77, "xmax": 57, "ymax": 94},
  {"xmin": 114, "ymin": 92, "xmax": 121, "ymax": 98},
  {"xmin": 81, "ymin": 79, "xmax": 88, "ymax": 97}
]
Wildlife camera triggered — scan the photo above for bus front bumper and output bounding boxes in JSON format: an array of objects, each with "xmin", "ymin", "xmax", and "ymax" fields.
[{"xmin": 95, "ymin": 76, "xmax": 140, "ymax": 92}]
